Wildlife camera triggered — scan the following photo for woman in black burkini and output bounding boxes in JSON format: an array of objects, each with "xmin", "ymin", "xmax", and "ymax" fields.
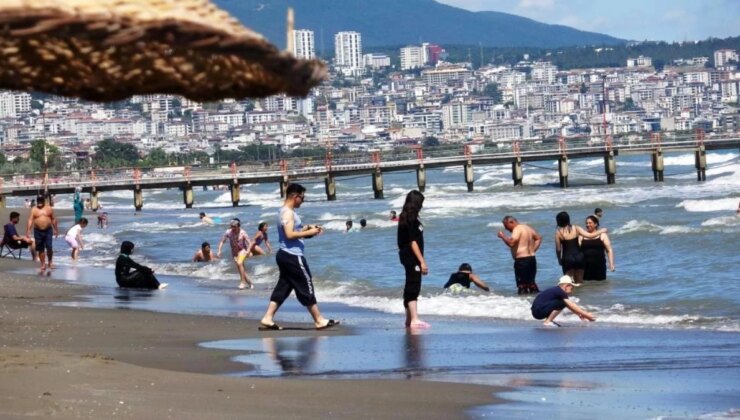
[
  {"xmin": 397, "ymin": 190, "xmax": 429, "ymax": 329},
  {"xmin": 115, "ymin": 241, "xmax": 167, "ymax": 290}
]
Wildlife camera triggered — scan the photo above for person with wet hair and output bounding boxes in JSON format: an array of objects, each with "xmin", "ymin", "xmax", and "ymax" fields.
[
  {"xmin": 397, "ymin": 190, "xmax": 430, "ymax": 329},
  {"xmin": 115, "ymin": 241, "xmax": 167, "ymax": 290},
  {"xmin": 443, "ymin": 263, "xmax": 490, "ymax": 292}
]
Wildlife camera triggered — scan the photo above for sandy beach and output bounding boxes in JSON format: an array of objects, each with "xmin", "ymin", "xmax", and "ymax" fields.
[{"xmin": 0, "ymin": 254, "xmax": 502, "ymax": 418}]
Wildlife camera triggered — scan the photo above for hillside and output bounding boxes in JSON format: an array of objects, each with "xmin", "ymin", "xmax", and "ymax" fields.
[{"xmin": 213, "ymin": 0, "xmax": 623, "ymax": 52}]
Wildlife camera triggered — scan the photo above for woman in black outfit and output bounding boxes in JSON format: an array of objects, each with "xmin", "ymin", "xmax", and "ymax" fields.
[
  {"xmin": 581, "ymin": 215, "xmax": 615, "ymax": 281},
  {"xmin": 115, "ymin": 241, "xmax": 167, "ymax": 290},
  {"xmin": 397, "ymin": 190, "xmax": 429, "ymax": 329}
]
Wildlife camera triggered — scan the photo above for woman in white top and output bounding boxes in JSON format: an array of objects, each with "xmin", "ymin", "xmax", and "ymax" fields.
[{"xmin": 65, "ymin": 218, "xmax": 88, "ymax": 262}]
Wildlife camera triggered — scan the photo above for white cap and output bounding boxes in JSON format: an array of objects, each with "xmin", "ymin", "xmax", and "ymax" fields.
[{"xmin": 558, "ymin": 275, "xmax": 580, "ymax": 287}]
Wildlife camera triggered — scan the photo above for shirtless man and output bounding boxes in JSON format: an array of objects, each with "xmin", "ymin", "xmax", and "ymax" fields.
[
  {"xmin": 497, "ymin": 215, "xmax": 542, "ymax": 295},
  {"xmin": 26, "ymin": 194, "xmax": 59, "ymax": 272},
  {"xmin": 193, "ymin": 241, "xmax": 218, "ymax": 262}
]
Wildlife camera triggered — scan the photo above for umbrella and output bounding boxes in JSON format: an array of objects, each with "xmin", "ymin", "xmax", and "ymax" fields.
[{"xmin": 0, "ymin": 0, "xmax": 327, "ymax": 102}]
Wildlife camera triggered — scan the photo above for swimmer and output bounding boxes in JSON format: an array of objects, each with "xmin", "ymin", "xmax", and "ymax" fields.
[
  {"xmin": 390, "ymin": 210, "xmax": 399, "ymax": 222},
  {"xmin": 193, "ymin": 241, "xmax": 218, "ymax": 262},
  {"xmin": 217, "ymin": 219, "xmax": 253, "ymax": 289},
  {"xmin": 443, "ymin": 263, "xmax": 490, "ymax": 292},
  {"xmin": 249, "ymin": 222, "xmax": 272, "ymax": 256},
  {"xmin": 199, "ymin": 212, "xmax": 215, "ymax": 225}
]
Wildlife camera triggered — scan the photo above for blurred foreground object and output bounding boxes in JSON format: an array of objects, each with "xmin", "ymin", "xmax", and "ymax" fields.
[{"xmin": 0, "ymin": 0, "xmax": 326, "ymax": 101}]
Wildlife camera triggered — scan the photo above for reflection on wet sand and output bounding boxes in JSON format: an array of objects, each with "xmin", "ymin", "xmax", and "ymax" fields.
[{"xmin": 262, "ymin": 336, "xmax": 323, "ymax": 376}]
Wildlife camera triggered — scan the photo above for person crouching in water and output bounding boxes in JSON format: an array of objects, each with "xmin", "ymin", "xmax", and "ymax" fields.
[
  {"xmin": 530, "ymin": 275, "xmax": 594, "ymax": 327},
  {"xmin": 443, "ymin": 263, "xmax": 490, "ymax": 293},
  {"xmin": 65, "ymin": 217, "xmax": 88, "ymax": 262},
  {"xmin": 115, "ymin": 241, "xmax": 167, "ymax": 290}
]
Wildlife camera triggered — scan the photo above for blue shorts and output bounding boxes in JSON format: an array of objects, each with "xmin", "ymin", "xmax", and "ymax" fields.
[{"xmin": 34, "ymin": 228, "xmax": 53, "ymax": 253}]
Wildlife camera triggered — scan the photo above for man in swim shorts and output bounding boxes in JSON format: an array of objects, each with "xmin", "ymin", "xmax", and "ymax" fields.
[
  {"xmin": 217, "ymin": 219, "xmax": 253, "ymax": 289},
  {"xmin": 26, "ymin": 194, "xmax": 59, "ymax": 272},
  {"xmin": 497, "ymin": 215, "xmax": 542, "ymax": 295},
  {"xmin": 531, "ymin": 275, "xmax": 596, "ymax": 326}
]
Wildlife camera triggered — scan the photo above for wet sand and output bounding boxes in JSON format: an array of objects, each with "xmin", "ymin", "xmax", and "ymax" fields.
[{"xmin": 0, "ymin": 256, "xmax": 502, "ymax": 419}]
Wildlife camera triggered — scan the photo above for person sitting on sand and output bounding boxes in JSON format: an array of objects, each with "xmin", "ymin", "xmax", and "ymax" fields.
[
  {"xmin": 249, "ymin": 222, "xmax": 272, "ymax": 256},
  {"xmin": 193, "ymin": 241, "xmax": 218, "ymax": 262},
  {"xmin": 115, "ymin": 241, "xmax": 167, "ymax": 290},
  {"xmin": 443, "ymin": 263, "xmax": 490, "ymax": 292},
  {"xmin": 3, "ymin": 211, "xmax": 37, "ymax": 261},
  {"xmin": 65, "ymin": 218, "xmax": 88, "ymax": 262},
  {"xmin": 199, "ymin": 212, "xmax": 215, "ymax": 225},
  {"xmin": 530, "ymin": 275, "xmax": 595, "ymax": 327}
]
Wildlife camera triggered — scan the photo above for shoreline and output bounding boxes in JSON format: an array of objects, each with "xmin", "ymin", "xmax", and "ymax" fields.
[{"xmin": 0, "ymin": 257, "xmax": 505, "ymax": 418}]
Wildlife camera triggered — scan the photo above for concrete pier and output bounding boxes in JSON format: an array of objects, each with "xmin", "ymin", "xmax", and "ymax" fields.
[
  {"xmin": 416, "ymin": 165, "xmax": 426, "ymax": 193},
  {"xmin": 512, "ymin": 157, "xmax": 523, "ymax": 186},
  {"xmin": 229, "ymin": 182, "xmax": 240, "ymax": 207},
  {"xmin": 464, "ymin": 161, "xmax": 474, "ymax": 192},
  {"xmin": 183, "ymin": 183, "xmax": 194, "ymax": 208},
  {"xmin": 604, "ymin": 151, "xmax": 616, "ymax": 184},
  {"xmin": 0, "ymin": 195, "xmax": 5, "ymax": 208},
  {"xmin": 325, "ymin": 174, "xmax": 336, "ymax": 201},
  {"xmin": 558, "ymin": 155, "xmax": 569, "ymax": 188},
  {"xmin": 651, "ymin": 150, "xmax": 665, "ymax": 182},
  {"xmin": 372, "ymin": 169, "xmax": 384, "ymax": 199},
  {"xmin": 133, "ymin": 186, "xmax": 143, "ymax": 211},
  {"xmin": 695, "ymin": 146, "xmax": 707, "ymax": 181}
]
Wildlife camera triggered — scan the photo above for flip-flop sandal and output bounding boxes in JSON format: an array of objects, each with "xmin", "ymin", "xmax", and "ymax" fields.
[
  {"xmin": 258, "ymin": 323, "xmax": 283, "ymax": 331},
  {"xmin": 316, "ymin": 319, "xmax": 340, "ymax": 330}
]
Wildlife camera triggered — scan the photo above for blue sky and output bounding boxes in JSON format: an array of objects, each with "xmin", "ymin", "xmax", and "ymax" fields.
[{"xmin": 437, "ymin": 0, "xmax": 740, "ymax": 42}]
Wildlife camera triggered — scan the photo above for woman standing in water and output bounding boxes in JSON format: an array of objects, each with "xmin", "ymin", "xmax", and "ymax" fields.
[
  {"xmin": 581, "ymin": 215, "xmax": 615, "ymax": 281},
  {"xmin": 397, "ymin": 190, "xmax": 429, "ymax": 329}
]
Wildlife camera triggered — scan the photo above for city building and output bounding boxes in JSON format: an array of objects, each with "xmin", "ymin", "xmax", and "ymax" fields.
[
  {"xmin": 292, "ymin": 29, "xmax": 315, "ymax": 60},
  {"xmin": 334, "ymin": 31, "xmax": 363, "ymax": 76}
]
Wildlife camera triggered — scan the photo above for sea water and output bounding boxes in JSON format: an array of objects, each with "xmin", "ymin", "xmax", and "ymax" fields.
[
  {"xmin": 25, "ymin": 149, "xmax": 739, "ymax": 332},
  {"xmin": 12, "ymin": 149, "xmax": 740, "ymax": 418}
]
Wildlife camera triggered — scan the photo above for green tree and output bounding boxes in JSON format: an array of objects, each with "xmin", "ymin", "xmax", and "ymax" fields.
[
  {"xmin": 423, "ymin": 136, "xmax": 440, "ymax": 147},
  {"xmin": 94, "ymin": 138, "xmax": 140, "ymax": 168},
  {"xmin": 0, "ymin": 152, "xmax": 6, "ymax": 166},
  {"xmin": 144, "ymin": 148, "xmax": 168, "ymax": 167},
  {"xmin": 483, "ymin": 83, "xmax": 503, "ymax": 103},
  {"xmin": 29, "ymin": 139, "xmax": 62, "ymax": 170}
]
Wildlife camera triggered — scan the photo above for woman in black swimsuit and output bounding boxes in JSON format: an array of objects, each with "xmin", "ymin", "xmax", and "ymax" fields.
[
  {"xmin": 554, "ymin": 211, "xmax": 585, "ymax": 283},
  {"xmin": 581, "ymin": 215, "xmax": 615, "ymax": 281}
]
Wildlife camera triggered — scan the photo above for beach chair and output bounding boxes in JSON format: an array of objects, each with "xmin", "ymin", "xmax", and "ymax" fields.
[{"xmin": 0, "ymin": 239, "xmax": 24, "ymax": 259}]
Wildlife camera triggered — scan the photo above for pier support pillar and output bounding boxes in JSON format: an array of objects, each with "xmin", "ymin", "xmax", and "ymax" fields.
[
  {"xmin": 512, "ymin": 157, "xmax": 523, "ymax": 186},
  {"xmin": 230, "ymin": 181, "xmax": 240, "ymax": 207},
  {"xmin": 325, "ymin": 174, "xmax": 337, "ymax": 201},
  {"xmin": 695, "ymin": 145, "xmax": 707, "ymax": 182},
  {"xmin": 0, "ymin": 195, "xmax": 6, "ymax": 209},
  {"xmin": 279, "ymin": 176, "xmax": 289, "ymax": 198},
  {"xmin": 133, "ymin": 186, "xmax": 143, "ymax": 211},
  {"xmin": 558, "ymin": 155, "xmax": 569, "ymax": 188},
  {"xmin": 651, "ymin": 150, "xmax": 665, "ymax": 182},
  {"xmin": 183, "ymin": 182, "xmax": 194, "ymax": 209},
  {"xmin": 372, "ymin": 169, "xmax": 384, "ymax": 199},
  {"xmin": 464, "ymin": 160, "xmax": 475, "ymax": 192},
  {"xmin": 604, "ymin": 151, "xmax": 616, "ymax": 185},
  {"xmin": 91, "ymin": 188, "xmax": 100, "ymax": 211},
  {"xmin": 416, "ymin": 165, "xmax": 426, "ymax": 193}
]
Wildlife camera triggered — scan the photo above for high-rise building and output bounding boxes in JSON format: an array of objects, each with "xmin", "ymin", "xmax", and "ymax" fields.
[
  {"xmin": 334, "ymin": 31, "xmax": 363, "ymax": 75},
  {"xmin": 292, "ymin": 29, "xmax": 315, "ymax": 60},
  {"xmin": 400, "ymin": 46, "xmax": 426, "ymax": 71},
  {"xmin": 714, "ymin": 49, "xmax": 738, "ymax": 67}
]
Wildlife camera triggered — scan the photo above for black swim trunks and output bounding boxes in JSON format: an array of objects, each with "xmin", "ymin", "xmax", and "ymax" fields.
[
  {"xmin": 514, "ymin": 256, "xmax": 538, "ymax": 294},
  {"xmin": 34, "ymin": 228, "xmax": 53, "ymax": 253}
]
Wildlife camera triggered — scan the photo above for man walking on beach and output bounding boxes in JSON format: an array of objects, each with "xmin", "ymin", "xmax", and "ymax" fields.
[
  {"xmin": 26, "ymin": 194, "xmax": 58, "ymax": 272},
  {"xmin": 259, "ymin": 183, "xmax": 339, "ymax": 331},
  {"xmin": 531, "ymin": 275, "xmax": 596, "ymax": 326},
  {"xmin": 497, "ymin": 215, "xmax": 542, "ymax": 294}
]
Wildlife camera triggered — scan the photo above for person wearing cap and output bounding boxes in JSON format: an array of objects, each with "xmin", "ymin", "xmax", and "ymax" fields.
[
  {"xmin": 443, "ymin": 263, "xmax": 490, "ymax": 292},
  {"xmin": 530, "ymin": 275, "xmax": 596, "ymax": 327},
  {"xmin": 217, "ymin": 218, "xmax": 253, "ymax": 289}
]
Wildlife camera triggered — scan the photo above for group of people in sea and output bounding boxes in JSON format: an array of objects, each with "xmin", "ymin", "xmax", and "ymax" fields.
[{"xmin": 5, "ymin": 185, "xmax": 622, "ymax": 330}]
